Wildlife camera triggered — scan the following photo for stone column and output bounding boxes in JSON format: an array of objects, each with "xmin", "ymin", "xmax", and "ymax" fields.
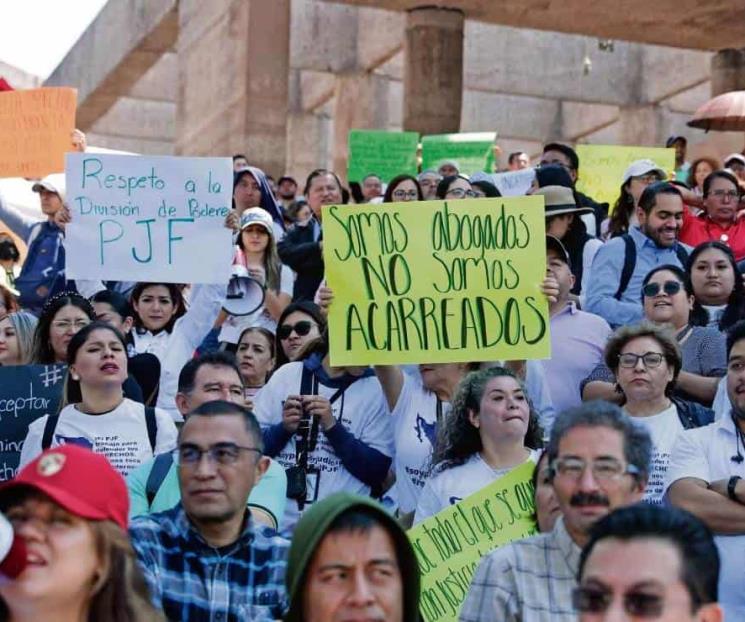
[
  {"xmin": 176, "ymin": 0, "xmax": 290, "ymax": 176},
  {"xmin": 617, "ymin": 105, "xmax": 664, "ymax": 146},
  {"xmin": 331, "ymin": 73, "xmax": 389, "ymax": 180},
  {"xmin": 403, "ymin": 7, "xmax": 464, "ymax": 136},
  {"xmin": 711, "ymin": 49, "xmax": 745, "ymax": 96}
]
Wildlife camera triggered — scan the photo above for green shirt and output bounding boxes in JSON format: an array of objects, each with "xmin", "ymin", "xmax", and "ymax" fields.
[{"xmin": 127, "ymin": 456, "xmax": 287, "ymax": 529}]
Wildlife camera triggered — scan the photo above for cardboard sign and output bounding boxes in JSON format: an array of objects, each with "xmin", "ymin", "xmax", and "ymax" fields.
[
  {"xmin": 348, "ymin": 130, "xmax": 419, "ymax": 183},
  {"xmin": 0, "ymin": 365, "xmax": 66, "ymax": 481},
  {"xmin": 575, "ymin": 145, "xmax": 676, "ymax": 209},
  {"xmin": 408, "ymin": 461, "xmax": 538, "ymax": 622},
  {"xmin": 0, "ymin": 87, "xmax": 77, "ymax": 178},
  {"xmin": 421, "ymin": 132, "xmax": 496, "ymax": 176},
  {"xmin": 323, "ymin": 197, "xmax": 551, "ymax": 366},
  {"xmin": 64, "ymin": 153, "xmax": 233, "ymax": 283},
  {"xmin": 491, "ymin": 168, "xmax": 536, "ymax": 197}
]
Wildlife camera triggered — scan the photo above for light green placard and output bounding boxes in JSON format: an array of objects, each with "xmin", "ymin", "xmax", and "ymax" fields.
[
  {"xmin": 347, "ymin": 129, "xmax": 419, "ymax": 183},
  {"xmin": 322, "ymin": 196, "xmax": 550, "ymax": 366},
  {"xmin": 575, "ymin": 145, "xmax": 676, "ymax": 210},
  {"xmin": 421, "ymin": 132, "xmax": 496, "ymax": 176},
  {"xmin": 408, "ymin": 461, "xmax": 538, "ymax": 622}
]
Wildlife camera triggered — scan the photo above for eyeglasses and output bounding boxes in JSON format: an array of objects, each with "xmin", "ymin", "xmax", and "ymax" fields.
[
  {"xmin": 550, "ymin": 457, "xmax": 640, "ymax": 481},
  {"xmin": 51, "ymin": 319, "xmax": 90, "ymax": 331},
  {"xmin": 633, "ymin": 174, "xmax": 664, "ymax": 184},
  {"xmin": 176, "ymin": 442, "xmax": 261, "ymax": 466},
  {"xmin": 572, "ymin": 586, "xmax": 664, "ymax": 618},
  {"xmin": 538, "ymin": 159, "xmax": 573, "ymax": 171},
  {"xmin": 392, "ymin": 189, "xmax": 419, "ymax": 200},
  {"xmin": 642, "ymin": 280, "xmax": 682, "ymax": 298},
  {"xmin": 710, "ymin": 189, "xmax": 739, "ymax": 200},
  {"xmin": 618, "ymin": 352, "xmax": 665, "ymax": 369},
  {"xmin": 445, "ymin": 188, "xmax": 478, "ymax": 199},
  {"xmin": 278, "ymin": 320, "xmax": 316, "ymax": 340}
]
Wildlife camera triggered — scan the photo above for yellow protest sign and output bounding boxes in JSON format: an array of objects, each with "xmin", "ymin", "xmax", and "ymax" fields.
[
  {"xmin": 322, "ymin": 197, "xmax": 550, "ymax": 366},
  {"xmin": 0, "ymin": 87, "xmax": 77, "ymax": 178},
  {"xmin": 408, "ymin": 461, "xmax": 537, "ymax": 622},
  {"xmin": 575, "ymin": 144, "xmax": 676, "ymax": 210}
]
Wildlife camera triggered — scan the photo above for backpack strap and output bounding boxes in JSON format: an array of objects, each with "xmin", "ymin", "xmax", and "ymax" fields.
[
  {"xmin": 40, "ymin": 414, "xmax": 59, "ymax": 450},
  {"xmin": 675, "ymin": 243, "xmax": 689, "ymax": 268},
  {"xmin": 144, "ymin": 406, "xmax": 157, "ymax": 454},
  {"xmin": 145, "ymin": 452, "xmax": 174, "ymax": 508},
  {"xmin": 300, "ymin": 364, "xmax": 314, "ymax": 395},
  {"xmin": 613, "ymin": 234, "xmax": 636, "ymax": 301}
]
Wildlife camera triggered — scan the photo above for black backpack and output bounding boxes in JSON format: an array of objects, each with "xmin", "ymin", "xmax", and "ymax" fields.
[{"xmin": 613, "ymin": 234, "xmax": 689, "ymax": 301}]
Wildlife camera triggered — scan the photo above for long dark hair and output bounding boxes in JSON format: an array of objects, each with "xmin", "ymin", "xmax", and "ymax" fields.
[
  {"xmin": 65, "ymin": 321, "xmax": 128, "ymax": 404},
  {"xmin": 275, "ymin": 301, "xmax": 327, "ymax": 367},
  {"xmin": 608, "ymin": 182, "xmax": 636, "ymax": 238},
  {"xmin": 130, "ymin": 283, "xmax": 186, "ymax": 334},
  {"xmin": 30, "ymin": 292, "xmax": 95, "ymax": 364},
  {"xmin": 432, "ymin": 366, "xmax": 543, "ymax": 472},
  {"xmin": 687, "ymin": 241, "xmax": 745, "ymax": 331},
  {"xmin": 237, "ymin": 326, "xmax": 276, "ymax": 383}
]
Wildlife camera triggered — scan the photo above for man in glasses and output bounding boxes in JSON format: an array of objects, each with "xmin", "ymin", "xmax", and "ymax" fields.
[
  {"xmin": 666, "ymin": 319, "xmax": 745, "ymax": 619},
  {"xmin": 540, "ymin": 142, "xmax": 608, "ymax": 236},
  {"xmin": 460, "ymin": 402, "xmax": 651, "ymax": 622},
  {"xmin": 130, "ymin": 400, "xmax": 289, "ymax": 622},
  {"xmin": 127, "ymin": 352, "xmax": 287, "ymax": 530},
  {"xmin": 586, "ymin": 182, "xmax": 689, "ymax": 328},
  {"xmin": 575, "ymin": 504, "xmax": 722, "ymax": 622}
]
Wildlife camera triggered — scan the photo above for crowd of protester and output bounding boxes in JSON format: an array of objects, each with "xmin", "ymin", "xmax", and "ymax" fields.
[{"xmin": 0, "ymin": 130, "xmax": 743, "ymax": 620}]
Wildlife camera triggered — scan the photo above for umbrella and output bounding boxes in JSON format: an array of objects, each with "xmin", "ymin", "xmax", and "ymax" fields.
[{"xmin": 688, "ymin": 90, "xmax": 745, "ymax": 132}]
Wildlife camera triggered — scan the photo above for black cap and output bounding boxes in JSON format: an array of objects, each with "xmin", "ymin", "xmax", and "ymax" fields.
[
  {"xmin": 546, "ymin": 235, "xmax": 571, "ymax": 267},
  {"xmin": 278, "ymin": 176, "xmax": 297, "ymax": 186}
]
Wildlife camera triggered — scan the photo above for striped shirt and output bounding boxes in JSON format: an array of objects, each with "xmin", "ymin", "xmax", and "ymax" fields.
[
  {"xmin": 459, "ymin": 517, "xmax": 580, "ymax": 622},
  {"xmin": 130, "ymin": 504, "xmax": 289, "ymax": 622}
]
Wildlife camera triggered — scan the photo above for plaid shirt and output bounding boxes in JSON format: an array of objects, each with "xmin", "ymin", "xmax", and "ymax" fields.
[
  {"xmin": 130, "ymin": 504, "xmax": 289, "ymax": 622},
  {"xmin": 459, "ymin": 517, "xmax": 581, "ymax": 622}
]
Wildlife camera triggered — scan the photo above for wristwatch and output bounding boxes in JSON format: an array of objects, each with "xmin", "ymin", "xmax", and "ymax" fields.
[{"xmin": 728, "ymin": 475, "xmax": 742, "ymax": 502}]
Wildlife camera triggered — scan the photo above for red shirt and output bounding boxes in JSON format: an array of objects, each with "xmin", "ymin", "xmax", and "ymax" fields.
[{"xmin": 679, "ymin": 209, "xmax": 745, "ymax": 260}]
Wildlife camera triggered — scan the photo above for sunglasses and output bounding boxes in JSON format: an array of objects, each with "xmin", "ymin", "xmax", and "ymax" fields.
[
  {"xmin": 572, "ymin": 586, "xmax": 663, "ymax": 618},
  {"xmin": 642, "ymin": 280, "xmax": 682, "ymax": 298},
  {"xmin": 278, "ymin": 320, "xmax": 316, "ymax": 340}
]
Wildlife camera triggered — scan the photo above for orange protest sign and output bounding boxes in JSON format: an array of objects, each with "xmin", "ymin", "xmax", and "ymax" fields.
[{"xmin": 0, "ymin": 87, "xmax": 77, "ymax": 178}]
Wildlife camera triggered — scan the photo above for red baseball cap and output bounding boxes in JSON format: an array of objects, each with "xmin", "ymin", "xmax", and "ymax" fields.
[{"xmin": 0, "ymin": 445, "xmax": 129, "ymax": 531}]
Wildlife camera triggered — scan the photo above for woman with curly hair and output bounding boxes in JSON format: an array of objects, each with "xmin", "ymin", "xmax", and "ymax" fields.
[{"xmin": 413, "ymin": 366, "xmax": 543, "ymax": 524}]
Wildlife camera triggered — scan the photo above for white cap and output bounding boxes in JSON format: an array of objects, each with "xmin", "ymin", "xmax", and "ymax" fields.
[
  {"xmin": 239, "ymin": 207, "xmax": 274, "ymax": 236},
  {"xmin": 31, "ymin": 174, "xmax": 66, "ymax": 204},
  {"xmin": 724, "ymin": 153, "xmax": 745, "ymax": 167},
  {"xmin": 622, "ymin": 159, "xmax": 666, "ymax": 185}
]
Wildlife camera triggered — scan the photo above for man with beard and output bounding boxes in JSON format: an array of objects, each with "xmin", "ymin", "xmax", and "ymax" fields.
[
  {"xmin": 277, "ymin": 175, "xmax": 299, "ymax": 211},
  {"xmin": 586, "ymin": 182, "xmax": 689, "ymax": 328},
  {"xmin": 460, "ymin": 402, "xmax": 651, "ymax": 622},
  {"xmin": 666, "ymin": 319, "xmax": 745, "ymax": 620}
]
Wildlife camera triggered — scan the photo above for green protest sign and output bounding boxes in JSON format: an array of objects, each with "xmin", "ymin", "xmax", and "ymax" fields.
[
  {"xmin": 408, "ymin": 461, "xmax": 537, "ymax": 622},
  {"xmin": 575, "ymin": 144, "xmax": 676, "ymax": 210},
  {"xmin": 347, "ymin": 130, "xmax": 419, "ymax": 183},
  {"xmin": 421, "ymin": 132, "xmax": 496, "ymax": 176},
  {"xmin": 322, "ymin": 197, "xmax": 551, "ymax": 366}
]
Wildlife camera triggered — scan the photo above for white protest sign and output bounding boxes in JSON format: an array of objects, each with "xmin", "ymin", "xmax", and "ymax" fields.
[
  {"xmin": 64, "ymin": 154, "xmax": 233, "ymax": 284},
  {"xmin": 491, "ymin": 168, "xmax": 536, "ymax": 196}
]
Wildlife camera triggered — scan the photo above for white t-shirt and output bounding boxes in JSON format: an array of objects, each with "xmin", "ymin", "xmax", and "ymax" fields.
[
  {"xmin": 392, "ymin": 374, "xmax": 448, "ymax": 514},
  {"xmin": 664, "ymin": 416, "xmax": 745, "ymax": 619},
  {"xmin": 253, "ymin": 362, "xmax": 394, "ymax": 530},
  {"xmin": 219, "ymin": 264, "xmax": 294, "ymax": 343},
  {"xmin": 628, "ymin": 403, "xmax": 683, "ymax": 505},
  {"xmin": 413, "ymin": 450, "xmax": 541, "ymax": 524},
  {"xmin": 19, "ymin": 398, "xmax": 178, "ymax": 477}
]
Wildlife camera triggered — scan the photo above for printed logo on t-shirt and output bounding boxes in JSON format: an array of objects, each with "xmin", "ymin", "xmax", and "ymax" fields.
[
  {"xmin": 415, "ymin": 414, "xmax": 436, "ymax": 446},
  {"xmin": 55, "ymin": 435, "xmax": 94, "ymax": 451}
]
